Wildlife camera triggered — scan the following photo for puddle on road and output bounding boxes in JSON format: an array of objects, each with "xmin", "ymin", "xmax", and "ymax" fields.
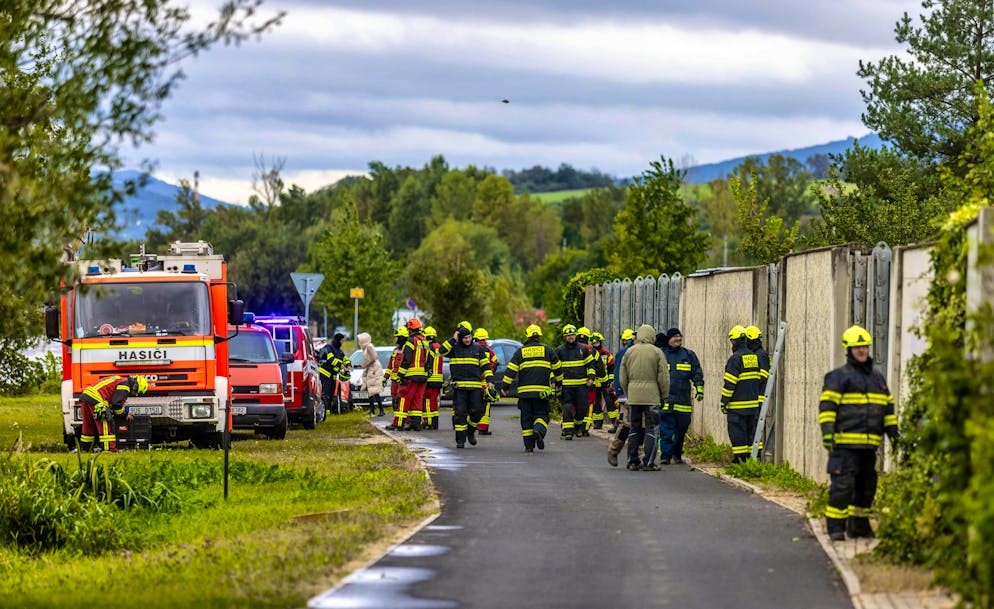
[
  {"xmin": 425, "ymin": 525, "xmax": 463, "ymax": 531},
  {"xmin": 308, "ymin": 566, "xmax": 456, "ymax": 609},
  {"xmin": 389, "ymin": 544, "xmax": 450, "ymax": 558}
]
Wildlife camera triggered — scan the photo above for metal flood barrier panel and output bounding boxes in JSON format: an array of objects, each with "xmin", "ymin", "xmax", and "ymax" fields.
[{"xmin": 886, "ymin": 244, "xmax": 932, "ymax": 418}]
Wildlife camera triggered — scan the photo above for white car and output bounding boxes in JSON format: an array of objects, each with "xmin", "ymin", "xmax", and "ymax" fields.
[{"xmin": 349, "ymin": 346, "xmax": 395, "ymax": 408}]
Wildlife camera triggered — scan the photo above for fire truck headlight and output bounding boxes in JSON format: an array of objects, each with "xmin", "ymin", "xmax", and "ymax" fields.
[
  {"xmin": 189, "ymin": 403, "xmax": 213, "ymax": 419},
  {"xmin": 259, "ymin": 383, "xmax": 281, "ymax": 394}
]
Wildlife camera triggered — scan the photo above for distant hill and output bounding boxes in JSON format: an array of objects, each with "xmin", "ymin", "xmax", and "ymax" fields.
[
  {"xmin": 111, "ymin": 170, "xmax": 233, "ymax": 240},
  {"xmin": 682, "ymin": 134, "xmax": 884, "ymax": 184}
]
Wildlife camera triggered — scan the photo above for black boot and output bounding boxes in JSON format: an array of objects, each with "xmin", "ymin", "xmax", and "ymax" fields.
[
  {"xmin": 847, "ymin": 517, "xmax": 875, "ymax": 538},
  {"xmin": 467, "ymin": 428, "xmax": 477, "ymax": 445},
  {"xmin": 827, "ymin": 520, "xmax": 846, "ymax": 541},
  {"xmin": 534, "ymin": 428, "xmax": 545, "ymax": 450}
]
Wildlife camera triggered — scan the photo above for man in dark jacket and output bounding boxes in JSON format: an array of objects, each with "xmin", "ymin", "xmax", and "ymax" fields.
[
  {"xmin": 500, "ymin": 325, "xmax": 560, "ymax": 452},
  {"xmin": 820, "ymin": 325, "xmax": 899, "ymax": 541},
  {"xmin": 440, "ymin": 324, "xmax": 493, "ymax": 448},
  {"xmin": 720, "ymin": 326, "xmax": 764, "ymax": 463},
  {"xmin": 554, "ymin": 324, "xmax": 595, "ymax": 440},
  {"xmin": 659, "ymin": 328, "xmax": 704, "ymax": 464}
]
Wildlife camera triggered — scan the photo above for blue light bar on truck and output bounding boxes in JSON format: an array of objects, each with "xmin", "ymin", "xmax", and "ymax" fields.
[{"xmin": 182, "ymin": 264, "xmax": 198, "ymax": 273}]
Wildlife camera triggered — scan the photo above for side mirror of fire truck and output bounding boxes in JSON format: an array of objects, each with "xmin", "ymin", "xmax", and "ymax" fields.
[
  {"xmin": 44, "ymin": 306, "xmax": 62, "ymax": 342},
  {"xmin": 228, "ymin": 300, "xmax": 245, "ymax": 326},
  {"xmin": 279, "ymin": 351, "xmax": 294, "ymax": 364}
]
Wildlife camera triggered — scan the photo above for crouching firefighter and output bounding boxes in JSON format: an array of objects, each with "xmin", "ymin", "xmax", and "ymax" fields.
[
  {"xmin": 501, "ymin": 325, "xmax": 560, "ymax": 453},
  {"xmin": 79, "ymin": 375, "xmax": 149, "ymax": 452},
  {"xmin": 820, "ymin": 325, "xmax": 899, "ymax": 541}
]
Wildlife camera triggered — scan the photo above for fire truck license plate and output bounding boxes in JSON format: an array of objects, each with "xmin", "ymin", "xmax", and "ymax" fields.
[
  {"xmin": 231, "ymin": 406, "xmax": 247, "ymax": 415},
  {"xmin": 129, "ymin": 406, "xmax": 162, "ymax": 415}
]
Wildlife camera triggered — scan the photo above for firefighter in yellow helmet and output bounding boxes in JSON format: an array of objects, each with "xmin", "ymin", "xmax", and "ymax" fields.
[
  {"xmin": 500, "ymin": 324, "xmax": 561, "ymax": 452},
  {"xmin": 819, "ymin": 325, "xmax": 898, "ymax": 541},
  {"xmin": 553, "ymin": 324, "xmax": 595, "ymax": 440},
  {"xmin": 78, "ymin": 375, "xmax": 148, "ymax": 452},
  {"xmin": 422, "ymin": 326, "xmax": 443, "ymax": 430},
  {"xmin": 575, "ymin": 326, "xmax": 600, "ymax": 436},
  {"xmin": 719, "ymin": 325, "xmax": 763, "ymax": 462},
  {"xmin": 397, "ymin": 318, "xmax": 430, "ymax": 431},
  {"xmin": 589, "ymin": 332, "xmax": 615, "ymax": 430},
  {"xmin": 474, "ymin": 327, "xmax": 499, "ymax": 435},
  {"xmin": 385, "ymin": 326, "xmax": 409, "ymax": 430}
]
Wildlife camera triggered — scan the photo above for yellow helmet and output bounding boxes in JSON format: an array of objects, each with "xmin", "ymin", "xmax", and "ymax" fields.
[
  {"xmin": 473, "ymin": 328, "xmax": 489, "ymax": 341},
  {"xmin": 458, "ymin": 320, "xmax": 473, "ymax": 332},
  {"xmin": 525, "ymin": 324, "xmax": 542, "ymax": 338},
  {"xmin": 394, "ymin": 326, "xmax": 409, "ymax": 338},
  {"xmin": 728, "ymin": 325, "xmax": 746, "ymax": 340},
  {"xmin": 577, "ymin": 326, "xmax": 591, "ymax": 338},
  {"xmin": 744, "ymin": 325, "xmax": 762, "ymax": 340},
  {"xmin": 842, "ymin": 325, "xmax": 872, "ymax": 348},
  {"xmin": 562, "ymin": 324, "xmax": 577, "ymax": 335},
  {"xmin": 133, "ymin": 375, "xmax": 149, "ymax": 394},
  {"xmin": 591, "ymin": 332, "xmax": 604, "ymax": 343},
  {"xmin": 620, "ymin": 328, "xmax": 634, "ymax": 341},
  {"xmin": 423, "ymin": 326, "xmax": 437, "ymax": 339}
]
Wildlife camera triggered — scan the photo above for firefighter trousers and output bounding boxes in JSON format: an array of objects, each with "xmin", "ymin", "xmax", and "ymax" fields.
[
  {"xmin": 726, "ymin": 410, "xmax": 759, "ymax": 462},
  {"xmin": 560, "ymin": 386, "xmax": 586, "ymax": 437},
  {"xmin": 517, "ymin": 397, "xmax": 550, "ymax": 450},
  {"xmin": 422, "ymin": 386, "xmax": 440, "ymax": 429},
  {"xmin": 826, "ymin": 448, "xmax": 878, "ymax": 536},
  {"xmin": 590, "ymin": 387, "xmax": 607, "ymax": 429},
  {"xmin": 658, "ymin": 408, "xmax": 677, "ymax": 462},
  {"xmin": 673, "ymin": 411, "xmax": 692, "ymax": 461},
  {"xmin": 79, "ymin": 402, "xmax": 117, "ymax": 452},
  {"xmin": 390, "ymin": 382, "xmax": 403, "ymax": 427},
  {"xmin": 627, "ymin": 405, "xmax": 660, "ymax": 467},
  {"xmin": 320, "ymin": 375, "xmax": 334, "ymax": 411},
  {"xmin": 452, "ymin": 388, "xmax": 484, "ymax": 446},
  {"xmin": 399, "ymin": 380, "xmax": 426, "ymax": 430}
]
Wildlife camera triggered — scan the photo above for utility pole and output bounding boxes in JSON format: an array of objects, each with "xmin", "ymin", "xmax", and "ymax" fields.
[{"xmin": 350, "ymin": 288, "xmax": 364, "ymax": 341}]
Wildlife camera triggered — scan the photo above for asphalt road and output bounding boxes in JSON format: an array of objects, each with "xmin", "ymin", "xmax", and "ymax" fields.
[{"xmin": 309, "ymin": 405, "xmax": 852, "ymax": 609}]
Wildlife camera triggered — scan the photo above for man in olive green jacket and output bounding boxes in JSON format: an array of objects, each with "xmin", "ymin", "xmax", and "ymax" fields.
[{"xmin": 619, "ymin": 324, "xmax": 670, "ymax": 471}]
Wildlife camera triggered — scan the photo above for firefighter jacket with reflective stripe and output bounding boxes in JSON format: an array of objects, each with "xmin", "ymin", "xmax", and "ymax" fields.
[
  {"xmin": 440, "ymin": 338, "xmax": 492, "ymax": 388},
  {"xmin": 664, "ymin": 346, "xmax": 703, "ymax": 411},
  {"xmin": 819, "ymin": 355, "xmax": 898, "ymax": 449},
  {"xmin": 501, "ymin": 338, "xmax": 560, "ymax": 398},
  {"xmin": 596, "ymin": 347, "xmax": 615, "ymax": 387},
  {"xmin": 386, "ymin": 347, "xmax": 403, "ymax": 382},
  {"xmin": 720, "ymin": 344, "xmax": 765, "ymax": 411},
  {"xmin": 81, "ymin": 375, "xmax": 135, "ymax": 415},
  {"xmin": 554, "ymin": 341, "xmax": 595, "ymax": 386},
  {"xmin": 399, "ymin": 333, "xmax": 430, "ymax": 382},
  {"xmin": 427, "ymin": 340, "xmax": 444, "ymax": 388},
  {"xmin": 578, "ymin": 339, "xmax": 606, "ymax": 386},
  {"xmin": 477, "ymin": 340, "xmax": 498, "ymax": 373},
  {"xmin": 613, "ymin": 342, "xmax": 633, "ymax": 394}
]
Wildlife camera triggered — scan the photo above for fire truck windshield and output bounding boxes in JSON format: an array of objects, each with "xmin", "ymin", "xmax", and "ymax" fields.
[{"xmin": 74, "ymin": 282, "xmax": 211, "ymax": 338}]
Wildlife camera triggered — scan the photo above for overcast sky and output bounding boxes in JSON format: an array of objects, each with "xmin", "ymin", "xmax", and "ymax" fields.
[{"xmin": 131, "ymin": 0, "xmax": 918, "ymax": 204}]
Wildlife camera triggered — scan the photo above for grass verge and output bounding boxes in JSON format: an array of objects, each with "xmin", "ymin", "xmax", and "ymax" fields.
[
  {"xmin": 723, "ymin": 458, "xmax": 828, "ymax": 517},
  {"xmin": 683, "ymin": 433, "xmax": 733, "ymax": 465},
  {"xmin": 0, "ymin": 394, "xmax": 435, "ymax": 609}
]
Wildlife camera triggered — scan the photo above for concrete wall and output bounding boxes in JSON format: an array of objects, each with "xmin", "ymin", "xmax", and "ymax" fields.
[
  {"xmin": 886, "ymin": 245, "xmax": 933, "ymax": 416},
  {"xmin": 778, "ymin": 247, "xmax": 852, "ymax": 483},
  {"xmin": 680, "ymin": 266, "xmax": 769, "ymax": 445}
]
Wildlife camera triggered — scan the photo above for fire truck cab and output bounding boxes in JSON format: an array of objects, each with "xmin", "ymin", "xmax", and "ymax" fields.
[
  {"xmin": 253, "ymin": 315, "xmax": 324, "ymax": 429},
  {"xmin": 46, "ymin": 241, "xmax": 244, "ymax": 449}
]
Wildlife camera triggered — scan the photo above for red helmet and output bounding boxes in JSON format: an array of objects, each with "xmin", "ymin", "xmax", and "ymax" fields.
[{"xmin": 406, "ymin": 317, "xmax": 422, "ymax": 330}]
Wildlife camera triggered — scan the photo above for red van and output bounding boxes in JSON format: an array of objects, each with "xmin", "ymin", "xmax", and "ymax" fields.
[
  {"xmin": 228, "ymin": 323, "xmax": 290, "ymax": 439},
  {"xmin": 253, "ymin": 315, "xmax": 324, "ymax": 429}
]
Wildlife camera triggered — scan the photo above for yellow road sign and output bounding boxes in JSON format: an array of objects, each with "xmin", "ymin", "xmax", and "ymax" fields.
[{"xmin": 350, "ymin": 288, "xmax": 365, "ymax": 299}]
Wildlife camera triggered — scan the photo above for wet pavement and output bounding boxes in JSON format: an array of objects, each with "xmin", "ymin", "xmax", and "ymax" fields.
[{"xmin": 309, "ymin": 405, "xmax": 853, "ymax": 609}]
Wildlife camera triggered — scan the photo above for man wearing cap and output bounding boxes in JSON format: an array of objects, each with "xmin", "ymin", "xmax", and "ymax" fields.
[
  {"xmin": 721, "ymin": 326, "xmax": 764, "ymax": 462},
  {"xmin": 554, "ymin": 324, "xmax": 596, "ymax": 440},
  {"xmin": 500, "ymin": 325, "xmax": 560, "ymax": 453},
  {"xmin": 659, "ymin": 328, "xmax": 704, "ymax": 464},
  {"xmin": 440, "ymin": 323, "xmax": 493, "ymax": 448},
  {"xmin": 78, "ymin": 375, "xmax": 149, "ymax": 452}
]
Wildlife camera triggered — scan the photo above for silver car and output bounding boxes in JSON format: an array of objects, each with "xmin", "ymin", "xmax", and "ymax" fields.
[{"xmin": 348, "ymin": 346, "xmax": 395, "ymax": 408}]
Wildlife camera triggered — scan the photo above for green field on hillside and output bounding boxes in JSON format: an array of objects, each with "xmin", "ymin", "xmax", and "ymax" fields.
[{"xmin": 532, "ymin": 188, "xmax": 594, "ymax": 204}]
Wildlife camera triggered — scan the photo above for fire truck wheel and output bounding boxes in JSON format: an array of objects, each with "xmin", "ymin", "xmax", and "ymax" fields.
[
  {"xmin": 191, "ymin": 431, "xmax": 224, "ymax": 449},
  {"xmin": 302, "ymin": 391, "xmax": 317, "ymax": 430}
]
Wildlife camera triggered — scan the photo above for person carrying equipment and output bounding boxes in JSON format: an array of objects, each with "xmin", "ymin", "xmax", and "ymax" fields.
[
  {"xmin": 607, "ymin": 328, "xmax": 635, "ymax": 435},
  {"xmin": 590, "ymin": 332, "xmax": 615, "ymax": 430},
  {"xmin": 440, "ymin": 323, "xmax": 493, "ymax": 448},
  {"xmin": 385, "ymin": 326, "xmax": 408, "ymax": 431},
  {"xmin": 618, "ymin": 325, "xmax": 669, "ymax": 471},
  {"xmin": 575, "ymin": 326, "xmax": 600, "ymax": 436},
  {"xmin": 474, "ymin": 327, "xmax": 499, "ymax": 435}
]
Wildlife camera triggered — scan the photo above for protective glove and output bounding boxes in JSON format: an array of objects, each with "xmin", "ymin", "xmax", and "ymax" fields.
[
  {"xmin": 720, "ymin": 404, "xmax": 727, "ymax": 415},
  {"xmin": 822, "ymin": 433, "xmax": 835, "ymax": 451},
  {"xmin": 695, "ymin": 386, "xmax": 704, "ymax": 401}
]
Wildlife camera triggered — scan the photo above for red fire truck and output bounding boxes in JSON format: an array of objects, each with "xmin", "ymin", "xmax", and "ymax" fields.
[
  {"xmin": 253, "ymin": 315, "xmax": 324, "ymax": 429},
  {"xmin": 45, "ymin": 241, "xmax": 244, "ymax": 448}
]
